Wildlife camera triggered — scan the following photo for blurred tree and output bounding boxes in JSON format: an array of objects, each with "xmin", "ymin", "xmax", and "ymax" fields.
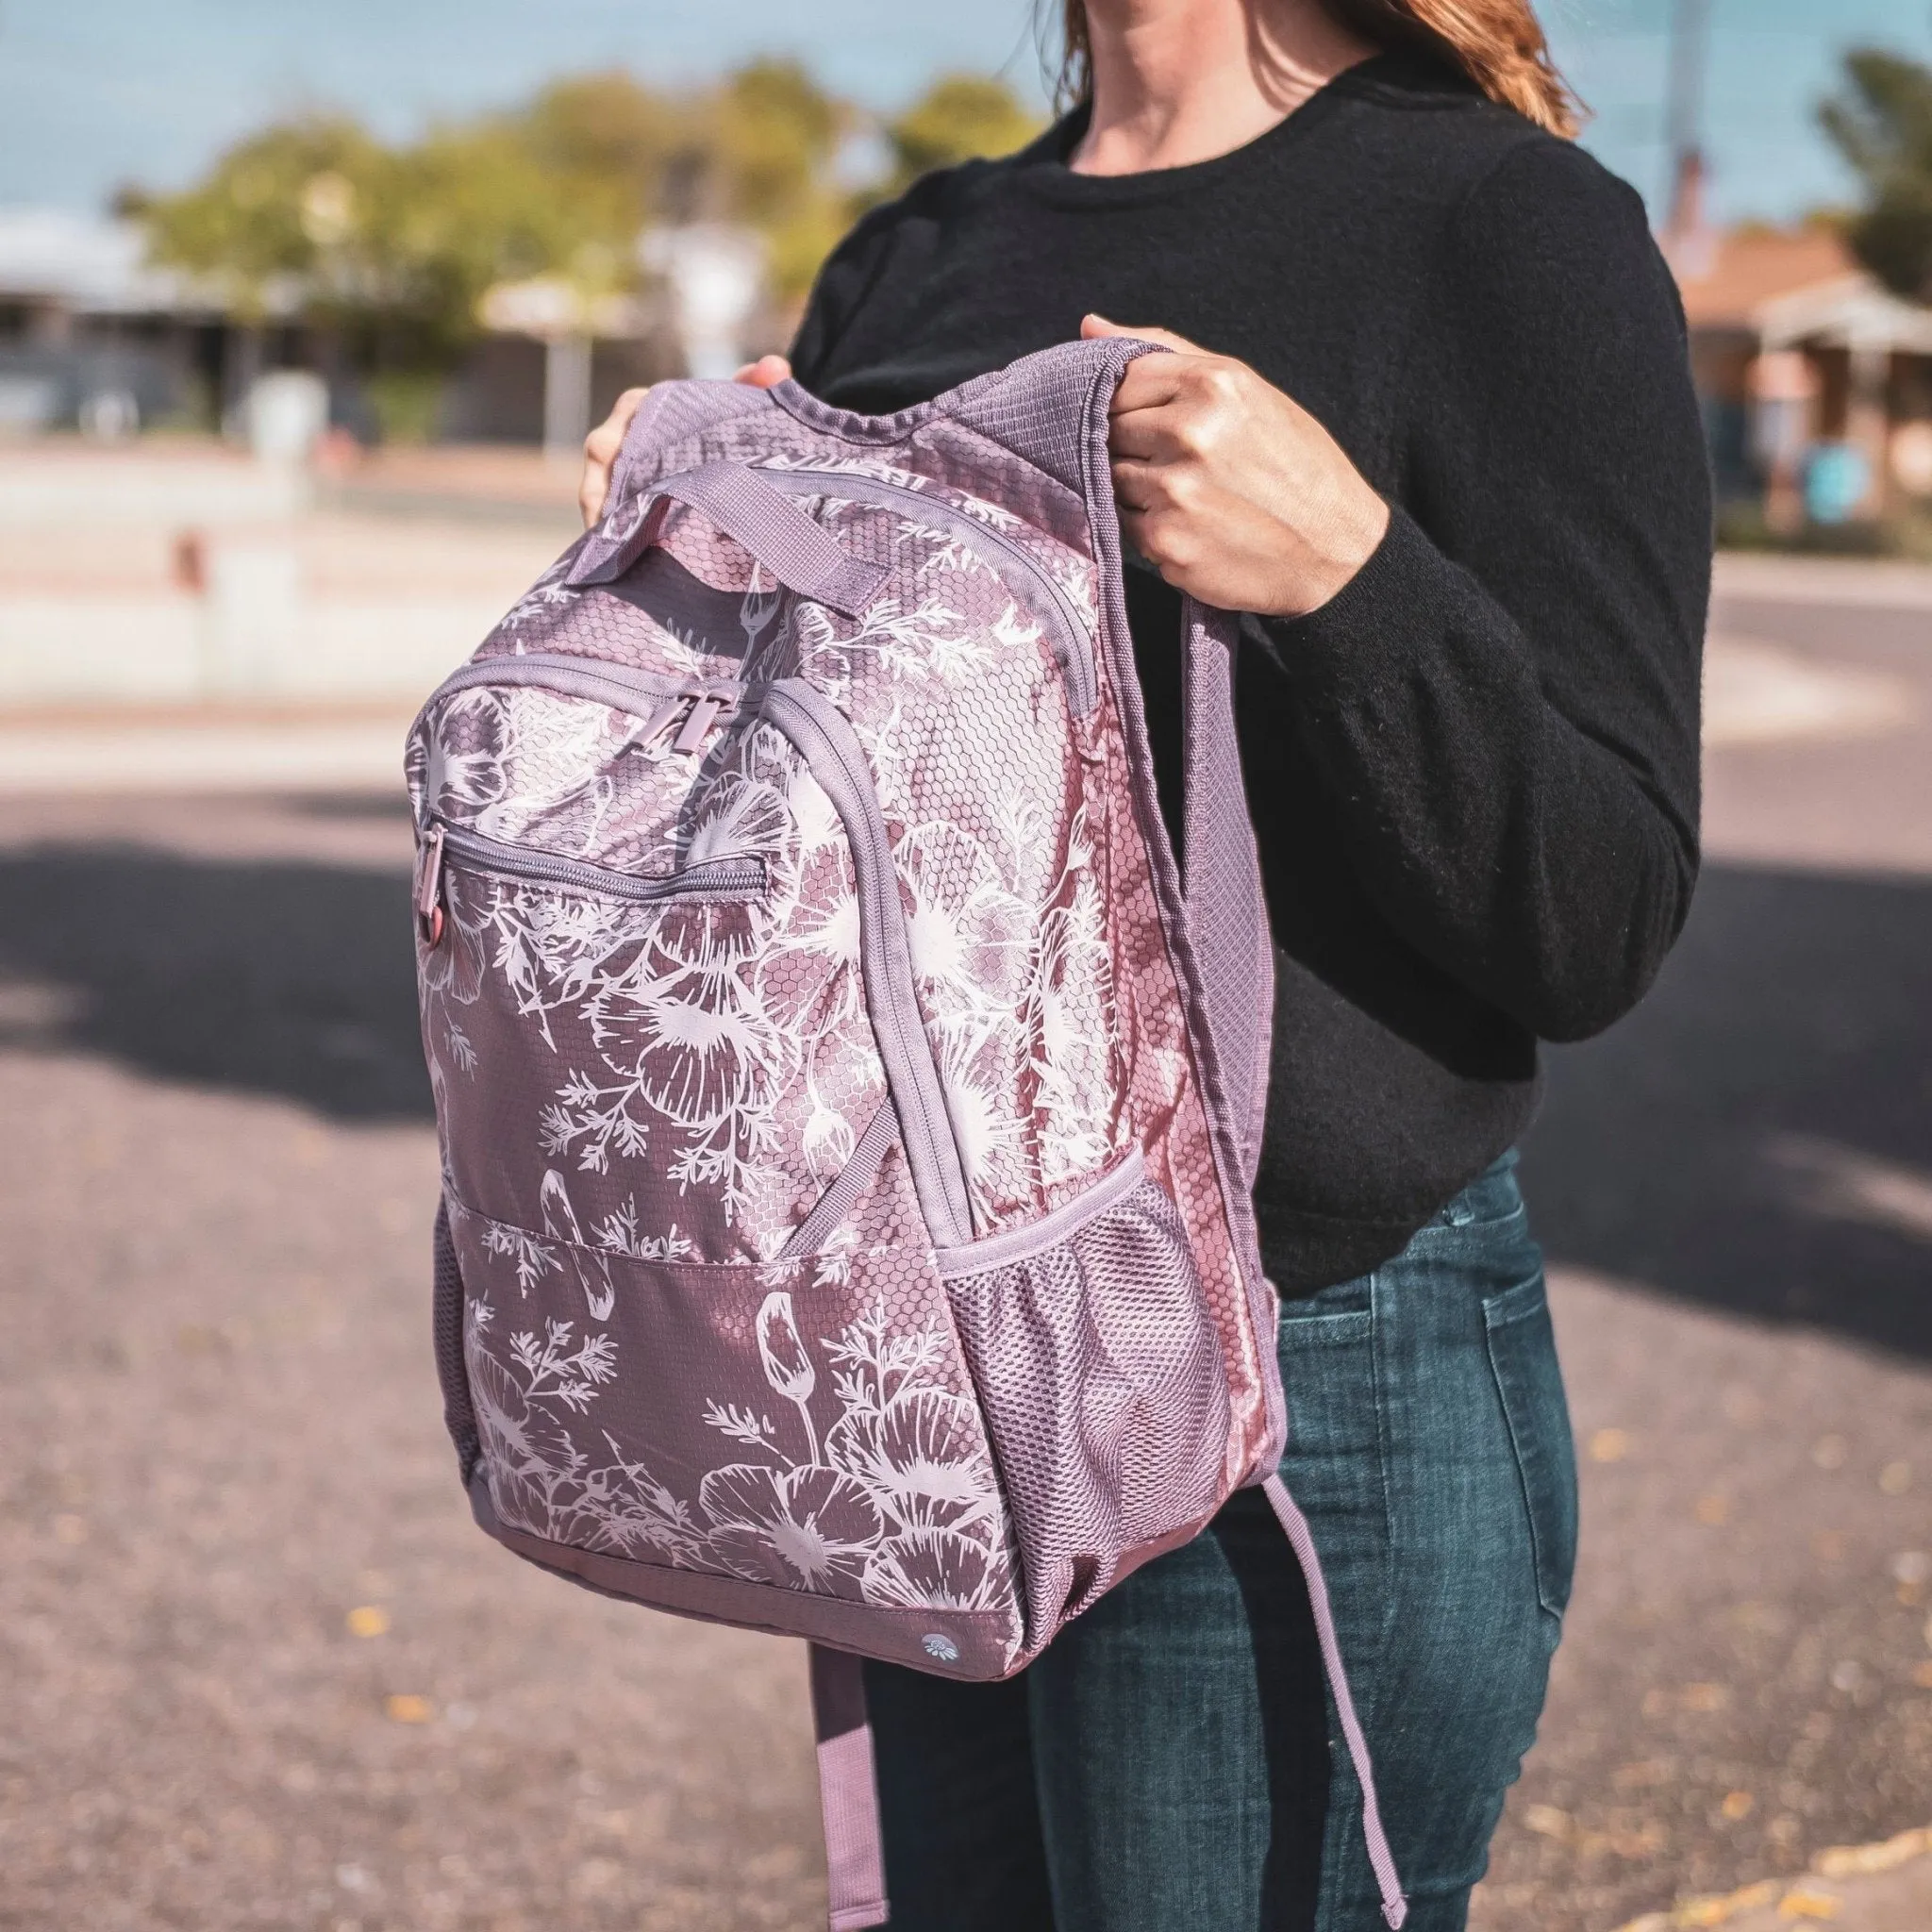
[
  {"xmin": 881, "ymin": 75, "xmax": 1042, "ymax": 198},
  {"xmin": 138, "ymin": 63, "xmax": 1033, "ymax": 423},
  {"xmin": 699, "ymin": 58, "xmax": 851, "ymax": 300},
  {"xmin": 518, "ymin": 71, "xmax": 674, "ymax": 241},
  {"xmin": 142, "ymin": 116, "xmax": 386, "ymax": 324},
  {"xmin": 1821, "ymin": 48, "xmax": 1932, "ymax": 301}
]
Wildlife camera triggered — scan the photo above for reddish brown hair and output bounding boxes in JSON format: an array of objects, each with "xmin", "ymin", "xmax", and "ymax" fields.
[{"xmin": 1056, "ymin": 0, "xmax": 1582, "ymax": 138}]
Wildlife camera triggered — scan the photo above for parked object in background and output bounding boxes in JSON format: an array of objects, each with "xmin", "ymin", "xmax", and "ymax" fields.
[
  {"xmin": 1890, "ymin": 420, "xmax": 1932, "ymax": 498},
  {"xmin": 1805, "ymin": 442, "xmax": 1874, "ymax": 526},
  {"xmin": 244, "ymin": 372, "xmax": 328, "ymax": 470},
  {"xmin": 639, "ymin": 224, "xmax": 765, "ymax": 381}
]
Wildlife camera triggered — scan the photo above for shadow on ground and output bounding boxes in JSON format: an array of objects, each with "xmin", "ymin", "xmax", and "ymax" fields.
[
  {"xmin": 1522, "ymin": 862, "xmax": 1932, "ymax": 1362},
  {"xmin": 1, "ymin": 838, "xmax": 1927, "ymax": 1355},
  {"xmin": 0, "ymin": 842, "xmax": 430, "ymax": 1120}
]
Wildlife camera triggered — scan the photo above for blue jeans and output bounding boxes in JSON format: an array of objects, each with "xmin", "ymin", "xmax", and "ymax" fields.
[{"xmin": 862, "ymin": 1151, "xmax": 1577, "ymax": 1931}]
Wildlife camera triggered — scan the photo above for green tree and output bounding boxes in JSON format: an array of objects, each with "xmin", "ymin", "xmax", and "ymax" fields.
[
  {"xmin": 139, "ymin": 63, "xmax": 1037, "ymax": 423},
  {"xmin": 142, "ymin": 107, "xmax": 642, "ymax": 435},
  {"xmin": 1821, "ymin": 48, "xmax": 1932, "ymax": 301},
  {"xmin": 697, "ymin": 58, "xmax": 852, "ymax": 300},
  {"xmin": 517, "ymin": 70, "xmax": 675, "ymax": 242},
  {"xmin": 142, "ymin": 116, "xmax": 386, "ymax": 323},
  {"xmin": 881, "ymin": 75, "xmax": 1041, "ymax": 198}
]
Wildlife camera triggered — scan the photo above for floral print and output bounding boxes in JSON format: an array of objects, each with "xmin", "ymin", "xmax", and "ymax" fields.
[
  {"xmin": 408, "ymin": 416, "xmax": 1185, "ymax": 1644},
  {"xmin": 457, "ymin": 1199, "xmax": 1017, "ymax": 1613}
]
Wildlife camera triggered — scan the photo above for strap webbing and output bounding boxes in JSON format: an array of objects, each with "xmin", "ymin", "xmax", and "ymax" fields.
[
  {"xmin": 1263, "ymin": 1474, "xmax": 1409, "ymax": 1928},
  {"xmin": 808, "ymin": 1645, "xmax": 890, "ymax": 1931}
]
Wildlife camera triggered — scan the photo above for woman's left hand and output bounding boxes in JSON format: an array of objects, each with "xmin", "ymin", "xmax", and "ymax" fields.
[{"xmin": 1082, "ymin": 315, "xmax": 1390, "ymax": 619}]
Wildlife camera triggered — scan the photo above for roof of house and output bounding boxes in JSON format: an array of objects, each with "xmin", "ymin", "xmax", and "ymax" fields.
[
  {"xmin": 1674, "ymin": 226, "xmax": 1861, "ymax": 331},
  {"xmin": 1670, "ymin": 223, "xmax": 1932, "ymax": 355},
  {"xmin": 0, "ymin": 208, "xmax": 215, "ymax": 315}
]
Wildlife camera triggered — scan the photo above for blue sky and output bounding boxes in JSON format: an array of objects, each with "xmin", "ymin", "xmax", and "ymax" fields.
[{"xmin": 5, "ymin": 1, "xmax": 1931, "ymax": 225}]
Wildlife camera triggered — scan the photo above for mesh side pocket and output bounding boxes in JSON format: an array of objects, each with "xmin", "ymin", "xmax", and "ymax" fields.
[
  {"xmin": 942, "ymin": 1171, "xmax": 1230, "ymax": 1653},
  {"xmin": 432, "ymin": 1199, "xmax": 481, "ymax": 1485}
]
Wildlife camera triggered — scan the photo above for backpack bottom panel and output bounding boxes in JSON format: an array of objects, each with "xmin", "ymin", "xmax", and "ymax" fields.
[
  {"xmin": 442, "ymin": 1191, "xmax": 1029, "ymax": 1673},
  {"xmin": 469, "ymin": 1471, "xmax": 1021, "ymax": 1679}
]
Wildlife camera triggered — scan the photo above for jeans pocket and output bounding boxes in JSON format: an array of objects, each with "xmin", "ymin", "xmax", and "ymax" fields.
[{"xmin": 1482, "ymin": 1274, "xmax": 1578, "ymax": 1620}]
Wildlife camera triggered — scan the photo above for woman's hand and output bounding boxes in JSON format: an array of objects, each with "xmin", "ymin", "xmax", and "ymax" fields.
[
  {"xmin": 578, "ymin": 355, "xmax": 793, "ymax": 528},
  {"xmin": 1082, "ymin": 315, "xmax": 1389, "ymax": 618}
]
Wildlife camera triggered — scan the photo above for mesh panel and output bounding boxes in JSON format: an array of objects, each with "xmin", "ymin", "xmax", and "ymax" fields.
[{"xmin": 944, "ymin": 1173, "xmax": 1229, "ymax": 1653}]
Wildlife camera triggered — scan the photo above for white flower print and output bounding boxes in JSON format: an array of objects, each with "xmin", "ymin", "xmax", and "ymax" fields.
[
  {"xmin": 463, "ymin": 1256, "xmax": 1015, "ymax": 1614},
  {"xmin": 700, "ymin": 1464, "xmax": 882, "ymax": 1591}
]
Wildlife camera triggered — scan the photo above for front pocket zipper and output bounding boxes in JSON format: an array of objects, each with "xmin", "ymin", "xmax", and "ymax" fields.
[
  {"xmin": 415, "ymin": 819, "xmax": 765, "ymax": 946},
  {"xmin": 410, "ymin": 651, "xmax": 977, "ymax": 1252},
  {"xmin": 758, "ymin": 468, "xmax": 1100, "ymax": 717}
]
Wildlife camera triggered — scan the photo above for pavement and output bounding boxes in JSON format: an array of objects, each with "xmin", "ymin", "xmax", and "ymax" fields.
[{"xmin": 0, "ymin": 555, "xmax": 1929, "ymax": 1930}]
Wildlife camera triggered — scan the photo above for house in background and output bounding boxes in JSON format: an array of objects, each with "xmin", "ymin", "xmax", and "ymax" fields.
[
  {"xmin": 0, "ymin": 206, "xmax": 731, "ymax": 452},
  {"xmin": 1664, "ymin": 161, "xmax": 1932, "ymax": 516},
  {"xmin": 0, "ymin": 208, "xmax": 226, "ymax": 434}
]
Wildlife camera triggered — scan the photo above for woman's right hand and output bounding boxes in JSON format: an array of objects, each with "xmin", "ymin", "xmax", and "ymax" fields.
[{"xmin": 578, "ymin": 355, "xmax": 793, "ymax": 527}]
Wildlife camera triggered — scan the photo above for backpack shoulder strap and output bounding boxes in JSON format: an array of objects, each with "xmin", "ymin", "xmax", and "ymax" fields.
[{"xmin": 952, "ymin": 341, "xmax": 1277, "ymax": 1342}]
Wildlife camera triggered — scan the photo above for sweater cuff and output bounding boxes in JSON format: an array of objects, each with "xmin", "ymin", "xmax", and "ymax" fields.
[{"xmin": 1256, "ymin": 501, "xmax": 1457, "ymax": 694}]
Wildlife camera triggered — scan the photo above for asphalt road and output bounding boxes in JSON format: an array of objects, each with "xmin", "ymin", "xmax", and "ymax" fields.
[{"xmin": 2, "ymin": 573, "xmax": 1929, "ymax": 1932}]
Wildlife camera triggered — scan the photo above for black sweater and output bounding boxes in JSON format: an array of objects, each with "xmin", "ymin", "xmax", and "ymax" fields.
[{"xmin": 790, "ymin": 54, "xmax": 1711, "ymax": 1293}]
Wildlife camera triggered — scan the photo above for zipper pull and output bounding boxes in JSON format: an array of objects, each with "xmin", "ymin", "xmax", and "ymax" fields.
[
  {"xmin": 673, "ymin": 695, "xmax": 724, "ymax": 755},
  {"xmin": 414, "ymin": 824, "xmax": 446, "ymax": 948},
  {"xmin": 634, "ymin": 695, "xmax": 686, "ymax": 754}
]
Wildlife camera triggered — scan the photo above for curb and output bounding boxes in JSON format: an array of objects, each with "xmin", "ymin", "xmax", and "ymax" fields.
[{"xmin": 1614, "ymin": 1825, "xmax": 1932, "ymax": 1929}]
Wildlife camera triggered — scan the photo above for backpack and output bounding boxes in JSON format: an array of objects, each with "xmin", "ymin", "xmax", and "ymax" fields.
[{"xmin": 407, "ymin": 339, "xmax": 1407, "ymax": 1930}]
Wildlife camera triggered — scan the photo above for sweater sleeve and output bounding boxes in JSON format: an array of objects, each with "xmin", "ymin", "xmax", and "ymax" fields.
[{"xmin": 1255, "ymin": 137, "xmax": 1711, "ymax": 1043}]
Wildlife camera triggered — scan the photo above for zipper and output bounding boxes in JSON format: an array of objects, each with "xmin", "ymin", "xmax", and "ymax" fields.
[
  {"xmin": 410, "ymin": 652, "xmax": 744, "ymax": 759},
  {"xmin": 417, "ymin": 817, "xmax": 764, "ymax": 942},
  {"xmin": 758, "ymin": 679, "xmax": 976, "ymax": 1248},
  {"xmin": 758, "ymin": 468, "xmax": 1100, "ymax": 717}
]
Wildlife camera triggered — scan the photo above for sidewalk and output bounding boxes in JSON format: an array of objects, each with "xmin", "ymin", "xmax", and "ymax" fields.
[
  {"xmin": 1612, "ymin": 1828, "xmax": 1932, "ymax": 1929},
  {"xmin": 1713, "ymin": 549, "xmax": 1932, "ymax": 612}
]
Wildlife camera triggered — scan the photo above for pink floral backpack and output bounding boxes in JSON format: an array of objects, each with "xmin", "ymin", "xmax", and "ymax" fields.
[{"xmin": 407, "ymin": 339, "xmax": 1406, "ymax": 1929}]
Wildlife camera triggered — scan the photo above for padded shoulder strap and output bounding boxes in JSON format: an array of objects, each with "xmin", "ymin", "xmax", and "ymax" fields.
[
  {"xmin": 985, "ymin": 343, "xmax": 1279, "ymax": 1431},
  {"xmin": 946, "ymin": 337, "xmax": 1156, "ymax": 496}
]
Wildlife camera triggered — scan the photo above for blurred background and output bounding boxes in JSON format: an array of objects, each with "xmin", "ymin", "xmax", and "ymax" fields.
[{"xmin": 2, "ymin": 5, "xmax": 1931, "ymax": 1931}]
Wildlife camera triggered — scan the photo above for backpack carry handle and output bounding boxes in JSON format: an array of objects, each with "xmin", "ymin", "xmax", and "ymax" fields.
[{"xmin": 568, "ymin": 459, "xmax": 890, "ymax": 618}]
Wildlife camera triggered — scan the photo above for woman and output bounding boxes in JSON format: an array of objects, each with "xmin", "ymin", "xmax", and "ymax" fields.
[{"xmin": 582, "ymin": 2, "xmax": 1709, "ymax": 1925}]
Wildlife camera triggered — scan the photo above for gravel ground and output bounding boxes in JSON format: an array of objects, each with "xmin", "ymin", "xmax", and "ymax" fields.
[{"xmin": 1, "ymin": 581, "xmax": 1928, "ymax": 1932}]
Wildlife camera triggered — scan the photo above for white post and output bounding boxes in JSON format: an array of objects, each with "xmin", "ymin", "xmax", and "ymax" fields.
[{"xmin": 543, "ymin": 333, "xmax": 593, "ymax": 465}]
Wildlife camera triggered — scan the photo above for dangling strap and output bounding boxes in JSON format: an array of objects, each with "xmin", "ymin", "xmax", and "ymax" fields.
[
  {"xmin": 808, "ymin": 1645, "xmax": 891, "ymax": 1932},
  {"xmin": 1263, "ymin": 1474, "xmax": 1408, "ymax": 1929}
]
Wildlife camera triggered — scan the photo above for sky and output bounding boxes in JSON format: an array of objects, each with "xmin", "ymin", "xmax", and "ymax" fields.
[{"xmin": 4, "ymin": 0, "xmax": 1931, "ymax": 227}]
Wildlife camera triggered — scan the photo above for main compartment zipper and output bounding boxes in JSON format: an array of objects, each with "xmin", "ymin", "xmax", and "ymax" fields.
[{"xmin": 757, "ymin": 467, "xmax": 1100, "ymax": 717}]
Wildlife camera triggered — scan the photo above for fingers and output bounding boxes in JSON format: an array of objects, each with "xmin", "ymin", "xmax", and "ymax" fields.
[
  {"xmin": 580, "ymin": 386, "xmax": 649, "ymax": 528},
  {"xmin": 1081, "ymin": 313, "xmax": 1208, "ymax": 357},
  {"xmin": 578, "ymin": 359, "xmax": 791, "ymax": 528}
]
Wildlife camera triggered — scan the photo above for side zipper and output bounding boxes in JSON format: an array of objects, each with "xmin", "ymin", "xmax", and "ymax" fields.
[{"xmin": 758, "ymin": 469, "xmax": 1099, "ymax": 717}]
